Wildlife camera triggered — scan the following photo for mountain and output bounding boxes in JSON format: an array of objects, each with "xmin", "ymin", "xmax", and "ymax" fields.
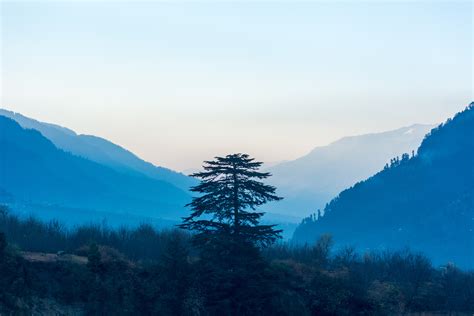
[
  {"xmin": 0, "ymin": 115, "xmax": 191, "ymax": 223},
  {"xmin": 0, "ymin": 109, "xmax": 195, "ymax": 192},
  {"xmin": 0, "ymin": 110, "xmax": 300, "ymax": 235},
  {"xmin": 293, "ymin": 104, "xmax": 474, "ymax": 267},
  {"xmin": 265, "ymin": 124, "xmax": 435, "ymax": 217}
]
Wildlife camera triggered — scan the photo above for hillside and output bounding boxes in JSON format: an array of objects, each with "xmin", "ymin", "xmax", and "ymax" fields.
[
  {"xmin": 0, "ymin": 115, "xmax": 191, "ymax": 222},
  {"xmin": 293, "ymin": 104, "xmax": 474, "ymax": 267},
  {"xmin": 0, "ymin": 109, "xmax": 195, "ymax": 192},
  {"xmin": 266, "ymin": 124, "xmax": 434, "ymax": 217}
]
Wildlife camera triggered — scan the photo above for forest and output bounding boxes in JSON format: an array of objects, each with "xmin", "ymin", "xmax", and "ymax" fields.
[
  {"xmin": 1, "ymin": 152, "xmax": 474, "ymax": 315},
  {"xmin": 1, "ymin": 208, "xmax": 474, "ymax": 315}
]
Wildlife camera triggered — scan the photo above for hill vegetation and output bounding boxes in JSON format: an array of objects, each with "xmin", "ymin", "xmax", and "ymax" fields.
[
  {"xmin": 266, "ymin": 124, "xmax": 433, "ymax": 217},
  {"xmin": 293, "ymin": 104, "xmax": 474, "ymax": 267},
  {"xmin": 1, "ymin": 208, "xmax": 473, "ymax": 315}
]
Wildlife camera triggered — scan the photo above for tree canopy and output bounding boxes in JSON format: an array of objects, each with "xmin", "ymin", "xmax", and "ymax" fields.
[{"xmin": 179, "ymin": 153, "xmax": 282, "ymax": 247}]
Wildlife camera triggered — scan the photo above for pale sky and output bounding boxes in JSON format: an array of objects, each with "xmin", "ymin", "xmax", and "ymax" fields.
[{"xmin": 1, "ymin": 1, "xmax": 472, "ymax": 171}]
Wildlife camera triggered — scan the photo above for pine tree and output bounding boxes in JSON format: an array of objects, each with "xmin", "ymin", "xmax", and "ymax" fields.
[{"xmin": 179, "ymin": 153, "xmax": 283, "ymax": 247}]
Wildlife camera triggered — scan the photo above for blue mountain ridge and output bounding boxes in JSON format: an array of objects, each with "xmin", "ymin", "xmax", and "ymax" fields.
[
  {"xmin": 0, "ymin": 115, "xmax": 192, "ymax": 223},
  {"xmin": 293, "ymin": 103, "xmax": 474, "ymax": 267},
  {"xmin": 0, "ymin": 109, "xmax": 196, "ymax": 192}
]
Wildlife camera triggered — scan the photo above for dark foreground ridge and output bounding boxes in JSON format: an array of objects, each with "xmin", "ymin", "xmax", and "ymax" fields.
[{"xmin": 1, "ymin": 209, "xmax": 473, "ymax": 315}]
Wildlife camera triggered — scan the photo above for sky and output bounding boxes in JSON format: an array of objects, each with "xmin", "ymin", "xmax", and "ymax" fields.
[{"xmin": 1, "ymin": 1, "xmax": 472, "ymax": 171}]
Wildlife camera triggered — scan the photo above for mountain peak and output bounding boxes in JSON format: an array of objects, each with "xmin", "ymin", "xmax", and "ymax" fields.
[{"xmin": 1, "ymin": 108, "xmax": 195, "ymax": 192}]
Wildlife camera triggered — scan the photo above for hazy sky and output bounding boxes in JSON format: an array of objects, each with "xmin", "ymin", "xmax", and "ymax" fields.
[{"xmin": 1, "ymin": 1, "xmax": 472, "ymax": 171}]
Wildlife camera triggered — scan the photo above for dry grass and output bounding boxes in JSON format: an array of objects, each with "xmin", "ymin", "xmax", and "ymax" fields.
[{"xmin": 20, "ymin": 251, "xmax": 88, "ymax": 265}]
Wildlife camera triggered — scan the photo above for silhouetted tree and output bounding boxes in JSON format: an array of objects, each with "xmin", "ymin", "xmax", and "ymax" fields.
[
  {"xmin": 312, "ymin": 233, "xmax": 333, "ymax": 268},
  {"xmin": 0, "ymin": 232, "xmax": 6, "ymax": 255},
  {"xmin": 179, "ymin": 153, "xmax": 283, "ymax": 315},
  {"xmin": 180, "ymin": 153, "xmax": 283, "ymax": 247}
]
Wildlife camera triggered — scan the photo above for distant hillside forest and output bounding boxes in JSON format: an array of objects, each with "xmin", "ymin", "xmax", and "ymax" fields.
[
  {"xmin": 1, "ymin": 207, "xmax": 474, "ymax": 315},
  {"xmin": 294, "ymin": 104, "xmax": 474, "ymax": 267}
]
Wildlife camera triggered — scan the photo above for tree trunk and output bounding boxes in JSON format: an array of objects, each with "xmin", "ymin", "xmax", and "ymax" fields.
[{"xmin": 232, "ymin": 164, "xmax": 239, "ymax": 233}]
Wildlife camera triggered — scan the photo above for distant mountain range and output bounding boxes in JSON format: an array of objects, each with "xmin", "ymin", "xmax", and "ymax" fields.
[
  {"xmin": 2, "ymin": 107, "xmax": 458, "ymax": 250},
  {"xmin": 0, "ymin": 109, "xmax": 302, "ymax": 233},
  {"xmin": 0, "ymin": 109, "xmax": 195, "ymax": 192},
  {"xmin": 0, "ymin": 114, "xmax": 192, "ymax": 225},
  {"xmin": 293, "ymin": 104, "xmax": 474, "ymax": 267},
  {"xmin": 265, "ymin": 124, "xmax": 435, "ymax": 217}
]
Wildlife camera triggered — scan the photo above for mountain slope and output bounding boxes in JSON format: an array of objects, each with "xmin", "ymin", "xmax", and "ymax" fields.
[
  {"xmin": 0, "ymin": 115, "xmax": 191, "ymax": 221},
  {"xmin": 0, "ymin": 109, "xmax": 195, "ymax": 191},
  {"xmin": 293, "ymin": 104, "xmax": 474, "ymax": 267},
  {"xmin": 266, "ymin": 124, "xmax": 434, "ymax": 217}
]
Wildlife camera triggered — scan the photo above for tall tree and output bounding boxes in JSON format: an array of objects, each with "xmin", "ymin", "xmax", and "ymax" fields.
[
  {"xmin": 0, "ymin": 232, "xmax": 6, "ymax": 256},
  {"xmin": 179, "ymin": 153, "xmax": 282, "ymax": 246}
]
